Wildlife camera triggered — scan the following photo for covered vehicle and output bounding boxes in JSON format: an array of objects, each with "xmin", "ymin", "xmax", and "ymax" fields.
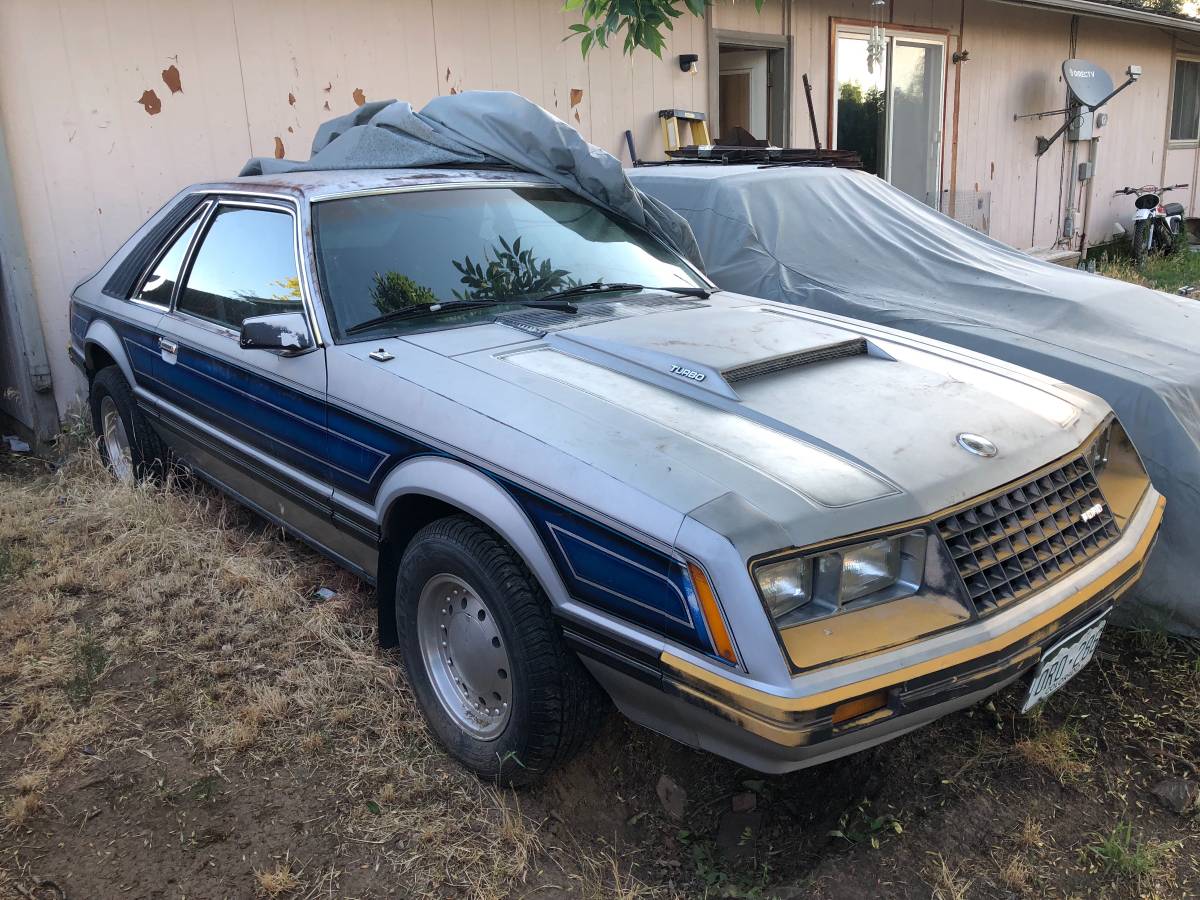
[{"xmin": 629, "ymin": 163, "xmax": 1200, "ymax": 635}]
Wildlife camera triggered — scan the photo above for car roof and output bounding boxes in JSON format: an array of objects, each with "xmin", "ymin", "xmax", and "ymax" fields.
[{"xmin": 193, "ymin": 167, "xmax": 556, "ymax": 201}]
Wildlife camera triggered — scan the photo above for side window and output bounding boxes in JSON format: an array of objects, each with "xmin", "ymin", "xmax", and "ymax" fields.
[
  {"xmin": 177, "ymin": 206, "xmax": 302, "ymax": 330},
  {"xmin": 1171, "ymin": 58, "xmax": 1200, "ymax": 143},
  {"xmin": 133, "ymin": 215, "xmax": 201, "ymax": 306}
]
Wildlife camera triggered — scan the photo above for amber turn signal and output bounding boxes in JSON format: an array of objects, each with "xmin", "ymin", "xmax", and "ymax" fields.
[
  {"xmin": 688, "ymin": 562, "xmax": 738, "ymax": 665},
  {"xmin": 831, "ymin": 691, "xmax": 887, "ymax": 725}
]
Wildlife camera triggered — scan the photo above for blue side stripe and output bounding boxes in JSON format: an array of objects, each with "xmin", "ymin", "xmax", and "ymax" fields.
[{"xmin": 79, "ymin": 307, "xmax": 724, "ymax": 662}]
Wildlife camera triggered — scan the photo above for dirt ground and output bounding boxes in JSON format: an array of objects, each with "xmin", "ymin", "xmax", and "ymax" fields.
[{"xmin": 1, "ymin": 441, "xmax": 1198, "ymax": 899}]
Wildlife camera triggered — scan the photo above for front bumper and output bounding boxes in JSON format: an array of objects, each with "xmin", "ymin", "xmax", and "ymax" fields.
[{"xmin": 575, "ymin": 489, "xmax": 1163, "ymax": 774}]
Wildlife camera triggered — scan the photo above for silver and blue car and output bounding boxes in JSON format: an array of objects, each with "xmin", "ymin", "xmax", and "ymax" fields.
[{"xmin": 70, "ymin": 168, "xmax": 1164, "ymax": 783}]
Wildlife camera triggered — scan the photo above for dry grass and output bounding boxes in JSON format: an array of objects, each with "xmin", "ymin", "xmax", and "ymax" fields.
[
  {"xmin": 1012, "ymin": 726, "xmax": 1092, "ymax": 783},
  {"xmin": 926, "ymin": 851, "xmax": 973, "ymax": 900},
  {"xmin": 255, "ymin": 858, "xmax": 303, "ymax": 897},
  {"xmin": 0, "ymin": 447, "xmax": 641, "ymax": 898}
]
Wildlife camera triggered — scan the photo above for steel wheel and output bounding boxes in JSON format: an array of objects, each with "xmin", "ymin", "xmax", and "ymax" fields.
[
  {"xmin": 100, "ymin": 394, "xmax": 134, "ymax": 483},
  {"xmin": 416, "ymin": 572, "xmax": 513, "ymax": 740}
]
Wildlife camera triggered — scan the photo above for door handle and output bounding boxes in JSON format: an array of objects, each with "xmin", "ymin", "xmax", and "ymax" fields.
[{"xmin": 158, "ymin": 337, "xmax": 178, "ymax": 354}]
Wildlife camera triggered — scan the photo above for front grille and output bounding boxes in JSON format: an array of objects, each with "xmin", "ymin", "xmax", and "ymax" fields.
[{"xmin": 937, "ymin": 456, "xmax": 1119, "ymax": 614}]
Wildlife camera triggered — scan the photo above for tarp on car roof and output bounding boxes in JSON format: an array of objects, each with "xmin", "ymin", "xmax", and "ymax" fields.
[
  {"xmin": 240, "ymin": 91, "xmax": 701, "ymax": 268},
  {"xmin": 629, "ymin": 163, "xmax": 1200, "ymax": 636}
]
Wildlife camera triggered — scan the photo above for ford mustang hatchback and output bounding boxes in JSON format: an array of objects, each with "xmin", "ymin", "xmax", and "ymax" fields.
[{"xmin": 70, "ymin": 168, "xmax": 1164, "ymax": 783}]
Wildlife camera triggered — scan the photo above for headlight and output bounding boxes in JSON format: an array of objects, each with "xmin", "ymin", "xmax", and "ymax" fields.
[
  {"xmin": 754, "ymin": 530, "xmax": 928, "ymax": 628},
  {"xmin": 1089, "ymin": 416, "xmax": 1150, "ymax": 525},
  {"xmin": 756, "ymin": 557, "xmax": 812, "ymax": 621}
]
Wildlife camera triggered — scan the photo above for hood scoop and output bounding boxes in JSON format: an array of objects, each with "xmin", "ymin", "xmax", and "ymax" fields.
[
  {"xmin": 548, "ymin": 304, "xmax": 875, "ymax": 400},
  {"xmin": 721, "ymin": 338, "xmax": 868, "ymax": 384}
]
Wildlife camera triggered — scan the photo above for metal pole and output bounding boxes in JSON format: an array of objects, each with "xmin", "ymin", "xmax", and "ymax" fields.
[{"xmin": 802, "ymin": 74, "xmax": 822, "ymax": 151}]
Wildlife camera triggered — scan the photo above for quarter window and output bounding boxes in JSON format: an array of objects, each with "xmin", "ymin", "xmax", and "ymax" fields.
[
  {"xmin": 177, "ymin": 206, "xmax": 302, "ymax": 330},
  {"xmin": 134, "ymin": 216, "xmax": 201, "ymax": 306},
  {"xmin": 1171, "ymin": 58, "xmax": 1200, "ymax": 143}
]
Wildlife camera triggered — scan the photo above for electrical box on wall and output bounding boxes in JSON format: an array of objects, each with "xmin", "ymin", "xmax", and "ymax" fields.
[
  {"xmin": 1078, "ymin": 161, "xmax": 1094, "ymax": 181},
  {"xmin": 1068, "ymin": 109, "xmax": 1094, "ymax": 142}
]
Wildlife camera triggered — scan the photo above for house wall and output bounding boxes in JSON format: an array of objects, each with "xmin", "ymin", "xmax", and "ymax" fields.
[
  {"xmin": 0, "ymin": 0, "xmax": 1190, "ymax": 417},
  {"xmin": 0, "ymin": 0, "xmax": 707, "ymax": 414}
]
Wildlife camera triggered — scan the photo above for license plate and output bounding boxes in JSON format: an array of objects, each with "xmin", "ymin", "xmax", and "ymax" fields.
[{"xmin": 1020, "ymin": 613, "xmax": 1108, "ymax": 713}]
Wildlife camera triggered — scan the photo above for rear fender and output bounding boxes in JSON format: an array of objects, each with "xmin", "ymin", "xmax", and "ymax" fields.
[{"xmin": 83, "ymin": 319, "xmax": 138, "ymax": 388}]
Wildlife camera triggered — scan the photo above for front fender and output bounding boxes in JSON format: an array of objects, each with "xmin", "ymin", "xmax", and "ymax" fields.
[{"xmin": 375, "ymin": 455, "xmax": 571, "ymax": 608}]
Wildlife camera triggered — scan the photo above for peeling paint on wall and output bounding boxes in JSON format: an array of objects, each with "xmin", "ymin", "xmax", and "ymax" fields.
[
  {"xmin": 352, "ymin": 87, "xmax": 366, "ymax": 106},
  {"xmin": 136, "ymin": 90, "xmax": 162, "ymax": 115},
  {"xmin": 288, "ymin": 92, "xmax": 296, "ymax": 106},
  {"xmin": 274, "ymin": 136, "xmax": 285, "ymax": 159},
  {"xmin": 323, "ymin": 101, "xmax": 331, "ymax": 111},
  {"xmin": 570, "ymin": 88, "xmax": 583, "ymax": 107},
  {"xmin": 161, "ymin": 64, "xmax": 183, "ymax": 94}
]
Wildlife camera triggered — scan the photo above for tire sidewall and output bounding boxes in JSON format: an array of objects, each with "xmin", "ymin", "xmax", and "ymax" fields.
[{"xmin": 396, "ymin": 529, "xmax": 537, "ymax": 779}]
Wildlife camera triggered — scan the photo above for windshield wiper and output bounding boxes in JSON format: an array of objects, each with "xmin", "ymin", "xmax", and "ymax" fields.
[
  {"xmin": 533, "ymin": 281, "xmax": 711, "ymax": 303},
  {"xmin": 344, "ymin": 300, "xmax": 495, "ymax": 336}
]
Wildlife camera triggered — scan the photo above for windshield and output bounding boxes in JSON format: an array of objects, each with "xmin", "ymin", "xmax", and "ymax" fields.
[{"xmin": 312, "ymin": 185, "xmax": 705, "ymax": 339}]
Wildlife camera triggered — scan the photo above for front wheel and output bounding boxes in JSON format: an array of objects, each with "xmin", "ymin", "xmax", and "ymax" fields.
[
  {"xmin": 1132, "ymin": 219, "xmax": 1150, "ymax": 266},
  {"xmin": 395, "ymin": 516, "xmax": 606, "ymax": 785}
]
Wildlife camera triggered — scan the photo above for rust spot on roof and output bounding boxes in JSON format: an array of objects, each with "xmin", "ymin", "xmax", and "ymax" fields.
[
  {"xmin": 352, "ymin": 87, "xmax": 366, "ymax": 107},
  {"xmin": 288, "ymin": 91, "xmax": 296, "ymax": 106},
  {"xmin": 161, "ymin": 64, "xmax": 183, "ymax": 94},
  {"xmin": 570, "ymin": 88, "xmax": 583, "ymax": 107},
  {"xmin": 274, "ymin": 136, "xmax": 285, "ymax": 159},
  {"xmin": 136, "ymin": 90, "xmax": 162, "ymax": 115}
]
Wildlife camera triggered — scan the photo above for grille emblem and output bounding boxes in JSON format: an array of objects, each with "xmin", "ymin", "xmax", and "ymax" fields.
[
  {"xmin": 956, "ymin": 433, "xmax": 998, "ymax": 458},
  {"xmin": 1079, "ymin": 502, "xmax": 1104, "ymax": 524}
]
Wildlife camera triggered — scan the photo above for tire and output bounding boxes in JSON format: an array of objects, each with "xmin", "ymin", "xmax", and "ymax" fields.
[
  {"xmin": 395, "ymin": 515, "xmax": 607, "ymax": 785},
  {"xmin": 1158, "ymin": 220, "xmax": 1180, "ymax": 257},
  {"xmin": 88, "ymin": 365, "xmax": 167, "ymax": 482},
  {"xmin": 1132, "ymin": 219, "xmax": 1149, "ymax": 266}
]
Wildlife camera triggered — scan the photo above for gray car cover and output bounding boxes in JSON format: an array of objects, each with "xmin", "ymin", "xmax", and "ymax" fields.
[
  {"xmin": 630, "ymin": 164, "xmax": 1200, "ymax": 636},
  {"xmin": 240, "ymin": 91, "xmax": 701, "ymax": 268}
]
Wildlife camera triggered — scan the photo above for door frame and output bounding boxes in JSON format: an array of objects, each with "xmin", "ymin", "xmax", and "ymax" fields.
[
  {"xmin": 827, "ymin": 17, "xmax": 952, "ymax": 200},
  {"xmin": 707, "ymin": 28, "xmax": 792, "ymax": 146}
]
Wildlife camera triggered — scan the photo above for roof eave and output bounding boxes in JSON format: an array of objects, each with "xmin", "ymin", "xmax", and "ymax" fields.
[{"xmin": 987, "ymin": 0, "xmax": 1200, "ymax": 34}]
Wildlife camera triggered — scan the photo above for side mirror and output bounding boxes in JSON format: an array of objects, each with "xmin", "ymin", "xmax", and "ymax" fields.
[{"xmin": 239, "ymin": 312, "xmax": 313, "ymax": 354}]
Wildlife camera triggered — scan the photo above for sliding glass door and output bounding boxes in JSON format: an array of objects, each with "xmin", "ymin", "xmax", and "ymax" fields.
[{"xmin": 834, "ymin": 27, "xmax": 946, "ymax": 206}]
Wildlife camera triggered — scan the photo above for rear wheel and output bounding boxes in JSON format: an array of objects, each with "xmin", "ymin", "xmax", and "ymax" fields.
[
  {"xmin": 88, "ymin": 365, "xmax": 166, "ymax": 482},
  {"xmin": 395, "ymin": 515, "xmax": 606, "ymax": 785}
]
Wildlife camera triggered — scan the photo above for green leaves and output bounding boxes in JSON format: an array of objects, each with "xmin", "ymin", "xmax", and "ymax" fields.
[
  {"xmin": 563, "ymin": 0, "xmax": 761, "ymax": 58},
  {"xmin": 451, "ymin": 236, "xmax": 577, "ymax": 301}
]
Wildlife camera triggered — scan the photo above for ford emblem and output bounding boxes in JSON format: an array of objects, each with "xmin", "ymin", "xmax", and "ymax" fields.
[{"xmin": 957, "ymin": 433, "xmax": 998, "ymax": 458}]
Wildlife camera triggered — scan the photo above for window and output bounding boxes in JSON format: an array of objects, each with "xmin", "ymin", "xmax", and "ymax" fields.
[
  {"xmin": 1171, "ymin": 58, "xmax": 1200, "ymax": 143},
  {"xmin": 312, "ymin": 186, "xmax": 704, "ymax": 339},
  {"xmin": 177, "ymin": 206, "xmax": 301, "ymax": 330},
  {"xmin": 133, "ymin": 216, "xmax": 201, "ymax": 306}
]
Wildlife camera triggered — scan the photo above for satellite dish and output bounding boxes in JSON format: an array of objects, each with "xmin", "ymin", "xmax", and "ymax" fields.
[{"xmin": 1063, "ymin": 59, "xmax": 1115, "ymax": 108}]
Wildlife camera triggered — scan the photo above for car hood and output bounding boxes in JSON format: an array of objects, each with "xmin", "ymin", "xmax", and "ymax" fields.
[{"xmin": 409, "ymin": 294, "xmax": 1105, "ymax": 542}]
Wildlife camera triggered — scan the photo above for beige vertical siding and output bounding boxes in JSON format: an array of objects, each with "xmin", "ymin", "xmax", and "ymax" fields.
[
  {"xmin": 0, "ymin": 0, "xmax": 706, "ymax": 412},
  {"xmin": 0, "ymin": 0, "xmax": 1190, "ymax": 415}
]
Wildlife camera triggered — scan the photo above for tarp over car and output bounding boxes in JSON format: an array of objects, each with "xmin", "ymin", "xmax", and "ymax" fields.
[
  {"xmin": 629, "ymin": 163, "xmax": 1200, "ymax": 636},
  {"xmin": 240, "ymin": 90, "xmax": 701, "ymax": 269}
]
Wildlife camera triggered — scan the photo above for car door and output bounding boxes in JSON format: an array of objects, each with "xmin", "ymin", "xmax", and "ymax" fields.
[{"xmin": 151, "ymin": 197, "xmax": 350, "ymax": 564}]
